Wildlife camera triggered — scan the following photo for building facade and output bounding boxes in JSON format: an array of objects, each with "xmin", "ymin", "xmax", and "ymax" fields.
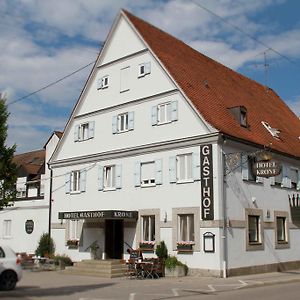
[{"xmin": 48, "ymin": 10, "xmax": 300, "ymax": 276}]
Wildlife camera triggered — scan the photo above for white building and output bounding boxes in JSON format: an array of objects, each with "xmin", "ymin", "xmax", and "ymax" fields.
[
  {"xmin": 0, "ymin": 132, "xmax": 61, "ymax": 254},
  {"xmin": 49, "ymin": 10, "xmax": 300, "ymax": 276}
]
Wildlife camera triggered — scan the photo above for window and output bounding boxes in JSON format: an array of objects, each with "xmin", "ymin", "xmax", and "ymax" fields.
[
  {"xmin": 290, "ymin": 168, "xmax": 300, "ymax": 190},
  {"xmin": 120, "ymin": 66, "xmax": 130, "ymax": 92},
  {"xmin": 69, "ymin": 220, "xmax": 80, "ymax": 241},
  {"xmin": 104, "ymin": 166, "xmax": 116, "ymax": 189},
  {"xmin": 17, "ymin": 190, "xmax": 26, "ymax": 198},
  {"xmin": 142, "ymin": 215, "xmax": 155, "ymax": 242},
  {"xmin": 98, "ymin": 165, "xmax": 122, "ymax": 191},
  {"xmin": 228, "ymin": 106, "xmax": 248, "ymax": 127},
  {"xmin": 152, "ymin": 100, "xmax": 178, "ymax": 126},
  {"xmin": 97, "ymin": 75, "xmax": 109, "ymax": 89},
  {"xmin": 177, "ymin": 154, "xmax": 193, "ymax": 182},
  {"xmin": 138, "ymin": 62, "xmax": 151, "ymax": 78},
  {"xmin": 178, "ymin": 214, "xmax": 194, "ymax": 242},
  {"xmin": 134, "ymin": 160, "xmax": 162, "ymax": 187},
  {"xmin": 241, "ymin": 155, "xmax": 263, "ymax": 183},
  {"xmin": 276, "ymin": 217, "xmax": 286, "ymax": 242},
  {"xmin": 66, "ymin": 170, "xmax": 86, "ymax": 194},
  {"xmin": 112, "ymin": 112, "xmax": 134, "ymax": 134},
  {"xmin": 74, "ymin": 121, "xmax": 95, "ymax": 142},
  {"xmin": 275, "ymin": 212, "xmax": 289, "ymax": 249},
  {"xmin": 3, "ymin": 220, "xmax": 12, "ymax": 238},
  {"xmin": 141, "ymin": 162, "xmax": 155, "ymax": 186},
  {"xmin": 248, "ymin": 215, "xmax": 260, "ymax": 243}
]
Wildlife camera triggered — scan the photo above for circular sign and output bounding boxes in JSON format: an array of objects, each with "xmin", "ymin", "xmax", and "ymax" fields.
[{"xmin": 25, "ymin": 220, "xmax": 34, "ymax": 234}]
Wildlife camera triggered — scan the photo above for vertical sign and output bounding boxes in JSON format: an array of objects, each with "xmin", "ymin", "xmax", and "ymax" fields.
[{"xmin": 201, "ymin": 144, "xmax": 214, "ymax": 220}]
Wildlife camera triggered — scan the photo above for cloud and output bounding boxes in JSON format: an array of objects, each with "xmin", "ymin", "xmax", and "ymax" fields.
[{"xmin": 288, "ymin": 97, "xmax": 300, "ymax": 117}]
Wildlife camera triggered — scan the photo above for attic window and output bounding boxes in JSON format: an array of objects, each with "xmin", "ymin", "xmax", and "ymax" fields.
[
  {"xmin": 261, "ymin": 121, "xmax": 280, "ymax": 139},
  {"xmin": 228, "ymin": 106, "xmax": 248, "ymax": 128}
]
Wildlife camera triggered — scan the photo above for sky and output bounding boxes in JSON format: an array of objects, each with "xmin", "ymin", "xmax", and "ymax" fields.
[{"xmin": 1, "ymin": 0, "xmax": 300, "ymax": 153}]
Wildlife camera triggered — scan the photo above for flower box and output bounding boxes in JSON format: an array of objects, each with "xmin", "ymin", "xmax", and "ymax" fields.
[
  {"xmin": 176, "ymin": 242, "xmax": 194, "ymax": 252},
  {"xmin": 139, "ymin": 241, "xmax": 155, "ymax": 251},
  {"xmin": 66, "ymin": 239, "xmax": 79, "ymax": 248}
]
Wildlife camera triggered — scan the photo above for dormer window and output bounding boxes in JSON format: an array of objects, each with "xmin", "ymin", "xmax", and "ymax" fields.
[
  {"xmin": 261, "ymin": 121, "xmax": 280, "ymax": 139},
  {"xmin": 228, "ymin": 106, "xmax": 248, "ymax": 128}
]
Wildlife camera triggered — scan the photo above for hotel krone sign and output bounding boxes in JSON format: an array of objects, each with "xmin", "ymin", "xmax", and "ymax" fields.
[
  {"xmin": 58, "ymin": 210, "xmax": 138, "ymax": 220},
  {"xmin": 252, "ymin": 160, "xmax": 281, "ymax": 178}
]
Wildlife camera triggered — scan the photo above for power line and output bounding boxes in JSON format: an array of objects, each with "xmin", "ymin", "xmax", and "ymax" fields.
[
  {"xmin": 188, "ymin": 0, "xmax": 300, "ymax": 69},
  {"xmin": 7, "ymin": 61, "xmax": 96, "ymax": 106}
]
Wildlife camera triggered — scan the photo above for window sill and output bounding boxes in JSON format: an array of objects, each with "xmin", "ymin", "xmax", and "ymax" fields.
[
  {"xmin": 141, "ymin": 183, "xmax": 156, "ymax": 188},
  {"xmin": 157, "ymin": 120, "xmax": 172, "ymax": 126},
  {"xmin": 177, "ymin": 179, "xmax": 194, "ymax": 184},
  {"xmin": 70, "ymin": 191, "xmax": 81, "ymax": 195},
  {"xmin": 103, "ymin": 188, "xmax": 117, "ymax": 192}
]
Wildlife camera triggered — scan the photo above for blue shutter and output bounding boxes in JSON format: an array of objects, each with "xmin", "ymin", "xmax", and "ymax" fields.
[
  {"xmin": 65, "ymin": 173, "xmax": 70, "ymax": 194},
  {"xmin": 89, "ymin": 121, "xmax": 95, "ymax": 139},
  {"xmin": 155, "ymin": 159, "xmax": 163, "ymax": 185},
  {"xmin": 269, "ymin": 176, "xmax": 275, "ymax": 186},
  {"xmin": 112, "ymin": 116, "xmax": 118, "ymax": 134},
  {"xmin": 281, "ymin": 166, "xmax": 291, "ymax": 188},
  {"xmin": 297, "ymin": 170, "xmax": 300, "ymax": 190},
  {"xmin": 97, "ymin": 78, "xmax": 102, "ymax": 90},
  {"xmin": 134, "ymin": 162, "xmax": 141, "ymax": 187},
  {"xmin": 151, "ymin": 106, "xmax": 158, "ymax": 126},
  {"xmin": 98, "ymin": 166, "xmax": 104, "ymax": 191},
  {"xmin": 145, "ymin": 62, "xmax": 151, "ymax": 74},
  {"xmin": 80, "ymin": 170, "xmax": 86, "ymax": 192},
  {"xmin": 192, "ymin": 152, "xmax": 201, "ymax": 181},
  {"xmin": 256, "ymin": 176, "xmax": 263, "ymax": 184},
  {"xmin": 169, "ymin": 156, "xmax": 177, "ymax": 183},
  {"xmin": 116, "ymin": 165, "xmax": 122, "ymax": 189},
  {"xmin": 128, "ymin": 112, "xmax": 134, "ymax": 130},
  {"xmin": 74, "ymin": 125, "xmax": 79, "ymax": 142},
  {"xmin": 241, "ymin": 154, "xmax": 249, "ymax": 180},
  {"xmin": 171, "ymin": 100, "xmax": 178, "ymax": 121}
]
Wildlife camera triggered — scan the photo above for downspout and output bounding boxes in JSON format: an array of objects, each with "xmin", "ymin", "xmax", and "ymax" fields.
[
  {"xmin": 221, "ymin": 140, "xmax": 228, "ymax": 278},
  {"xmin": 47, "ymin": 162, "xmax": 53, "ymax": 240}
]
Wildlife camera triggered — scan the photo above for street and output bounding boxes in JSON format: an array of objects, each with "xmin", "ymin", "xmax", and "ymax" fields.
[{"xmin": 1, "ymin": 270, "xmax": 300, "ymax": 299}]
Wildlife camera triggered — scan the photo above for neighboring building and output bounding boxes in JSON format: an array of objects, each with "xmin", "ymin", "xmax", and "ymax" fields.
[
  {"xmin": 49, "ymin": 10, "xmax": 300, "ymax": 276},
  {"xmin": 0, "ymin": 131, "xmax": 62, "ymax": 254}
]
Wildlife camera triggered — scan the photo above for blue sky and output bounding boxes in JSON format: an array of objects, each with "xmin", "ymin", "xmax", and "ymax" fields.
[{"xmin": 1, "ymin": 0, "xmax": 299, "ymax": 153}]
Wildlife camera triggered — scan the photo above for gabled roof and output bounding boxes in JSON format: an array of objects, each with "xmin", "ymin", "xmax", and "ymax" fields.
[{"xmin": 123, "ymin": 10, "xmax": 300, "ymax": 158}]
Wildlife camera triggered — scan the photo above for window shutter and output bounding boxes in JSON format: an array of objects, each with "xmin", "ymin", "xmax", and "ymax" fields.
[
  {"xmin": 134, "ymin": 162, "xmax": 141, "ymax": 187},
  {"xmin": 128, "ymin": 111, "xmax": 134, "ymax": 130},
  {"xmin": 241, "ymin": 154, "xmax": 249, "ymax": 180},
  {"xmin": 116, "ymin": 165, "xmax": 122, "ymax": 189},
  {"xmin": 65, "ymin": 173, "xmax": 71, "ymax": 194},
  {"xmin": 98, "ymin": 166, "xmax": 104, "ymax": 191},
  {"xmin": 145, "ymin": 62, "xmax": 151, "ymax": 74},
  {"xmin": 297, "ymin": 170, "xmax": 300, "ymax": 190},
  {"xmin": 155, "ymin": 159, "xmax": 163, "ymax": 185},
  {"xmin": 97, "ymin": 78, "xmax": 102, "ymax": 90},
  {"xmin": 192, "ymin": 152, "xmax": 201, "ymax": 181},
  {"xmin": 270, "ymin": 176, "xmax": 275, "ymax": 186},
  {"xmin": 80, "ymin": 170, "xmax": 86, "ymax": 192},
  {"xmin": 89, "ymin": 121, "xmax": 95, "ymax": 139},
  {"xmin": 256, "ymin": 176, "xmax": 263, "ymax": 184},
  {"xmin": 74, "ymin": 125, "xmax": 79, "ymax": 142},
  {"xmin": 151, "ymin": 106, "xmax": 158, "ymax": 126},
  {"xmin": 169, "ymin": 156, "xmax": 177, "ymax": 183},
  {"xmin": 78, "ymin": 220, "xmax": 84, "ymax": 246},
  {"xmin": 112, "ymin": 116, "xmax": 118, "ymax": 134},
  {"xmin": 171, "ymin": 100, "xmax": 178, "ymax": 121},
  {"xmin": 281, "ymin": 166, "xmax": 291, "ymax": 188}
]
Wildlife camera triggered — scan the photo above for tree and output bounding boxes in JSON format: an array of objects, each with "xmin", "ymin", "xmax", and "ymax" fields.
[
  {"xmin": 0, "ymin": 95, "xmax": 17, "ymax": 209},
  {"xmin": 35, "ymin": 233, "xmax": 55, "ymax": 257}
]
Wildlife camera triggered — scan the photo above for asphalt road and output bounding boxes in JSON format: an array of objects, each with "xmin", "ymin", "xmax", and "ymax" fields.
[{"xmin": 1, "ymin": 270, "xmax": 300, "ymax": 300}]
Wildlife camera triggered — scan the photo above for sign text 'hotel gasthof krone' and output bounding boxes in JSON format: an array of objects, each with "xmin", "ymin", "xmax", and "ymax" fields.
[
  {"xmin": 200, "ymin": 144, "xmax": 214, "ymax": 220},
  {"xmin": 58, "ymin": 210, "xmax": 138, "ymax": 220}
]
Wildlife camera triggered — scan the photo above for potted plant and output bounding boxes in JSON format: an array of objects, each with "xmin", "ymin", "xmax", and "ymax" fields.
[
  {"xmin": 89, "ymin": 241, "xmax": 100, "ymax": 259},
  {"xmin": 66, "ymin": 239, "xmax": 79, "ymax": 248},
  {"xmin": 155, "ymin": 241, "xmax": 168, "ymax": 277},
  {"xmin": 165, "ymin": 256, "xmax": 188, "ymax": 277},
  {"xmin": 176, "ymin": 241, "xmax": 195, "ymax": 252}
]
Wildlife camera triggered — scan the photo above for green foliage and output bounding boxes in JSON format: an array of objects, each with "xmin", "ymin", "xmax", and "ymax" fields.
[
  {"xmin": 165, "ymin": 256, "xmax": 188, "ymax": 275},
  {"xmin": 35, "ymin": 233, "xmax": 55, "ymax": 257},
  {"xmin": 155, "ymin": 240, "xmax": 168, "ymax": 260},
  {"xmin": 0, "ymin": 96, "xmax": 17, "ymax": 209},
  {"xmin": 53, "ymin": 254, "xmax": 73, "ymax": 266}
]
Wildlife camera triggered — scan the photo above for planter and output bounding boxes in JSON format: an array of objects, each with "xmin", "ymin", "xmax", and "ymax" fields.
[
  {"xmin": 176, "ymin": 244, "xmax": 193, "ymax": 252},
  {"xmin": 67, "ymin": 245, "xmax": 78, "ymax": 249},
  {"xmin": 165, "ymin": 265, "xmax": 186, "ymax": 277},
  {"xmin": 139, "ymin": 242, "xmax": 155, "ymax": 251}
]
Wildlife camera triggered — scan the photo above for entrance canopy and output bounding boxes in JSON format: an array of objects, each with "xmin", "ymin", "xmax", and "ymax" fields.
[{"xmin": 58, "ymin": 210, "xmax": 138, "ymax": 220}]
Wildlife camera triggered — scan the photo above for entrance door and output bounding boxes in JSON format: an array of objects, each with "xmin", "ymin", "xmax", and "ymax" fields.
[{"xmin": 105, "ymin": 219, "xmax": 124, "ymax": 259}]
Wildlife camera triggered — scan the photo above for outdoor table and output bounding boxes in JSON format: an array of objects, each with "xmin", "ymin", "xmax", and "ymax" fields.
[{"xmin": 135, "ymin": 261, "xmax": 154, "ymax": 279}]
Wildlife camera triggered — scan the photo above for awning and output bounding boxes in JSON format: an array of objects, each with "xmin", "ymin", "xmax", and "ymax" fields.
[{"xmin": 58, "ymin": 210, "xmax": 138, "ymax": 220}]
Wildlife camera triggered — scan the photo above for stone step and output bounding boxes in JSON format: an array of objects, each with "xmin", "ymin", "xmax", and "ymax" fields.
[
  {"xmin": 67, "ymin": 265, "xmax": 126, "ymax": 274},
  {"xmin": 63, "ymin": 268, "xmax": 125, "ymax": 278}
]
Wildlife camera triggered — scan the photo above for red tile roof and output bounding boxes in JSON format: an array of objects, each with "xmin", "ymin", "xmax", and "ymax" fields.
[{"xmin": 123, "ymin": 10, "xmax": 300, "ymax": 159}]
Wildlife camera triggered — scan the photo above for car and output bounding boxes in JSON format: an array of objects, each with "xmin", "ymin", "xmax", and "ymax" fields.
[{"xmin": 0, "ymin": 245, "xmax": 22, "ymax": 290}]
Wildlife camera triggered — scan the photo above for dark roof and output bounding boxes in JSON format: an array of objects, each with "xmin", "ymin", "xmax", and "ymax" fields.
[
  {"xmin": 13, "ymin": 149, "xmax": 45, "ymax": 177},
  {"xmin": 123, "ymin": 10, "xmax": 300, "ymax": 158}
]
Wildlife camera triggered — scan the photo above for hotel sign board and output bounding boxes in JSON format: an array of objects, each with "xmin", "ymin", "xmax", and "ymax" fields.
[
  {"xmin": 252, "ymin": 160, "xmax": 281, "ymax": 178},
  {"xmin": 58, "ymin": 210, "xmax": 138, "ymax": 220},
  {"xmin": 201, "ymin": 144, "xmax": 214, "ymax": 220}
]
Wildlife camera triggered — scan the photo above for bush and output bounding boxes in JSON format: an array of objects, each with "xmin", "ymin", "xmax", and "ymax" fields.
[
  {"xmin": 155, "ymin": 240, "xmax": 168, "ymax": 260},
  {"xmin": 35, "ymin": 233, "xmax": 55, "ymax": 257},
  {"xmin": 165, "ymin": 256, "xmax": 188, "ymax": 275},
  {"xmin": 53, "ymin": 254, "xmax": 73, "ymax": 267}
]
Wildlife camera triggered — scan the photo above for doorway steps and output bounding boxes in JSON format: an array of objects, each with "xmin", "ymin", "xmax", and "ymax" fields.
[{"xmin": 63, "ymin": 259, "xmax": 126, "ymax": 278}]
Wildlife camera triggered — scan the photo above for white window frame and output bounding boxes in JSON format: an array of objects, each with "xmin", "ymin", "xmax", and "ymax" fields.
[
  {"xmin": 141, "ymin": 215, "xmax": 155, "ymax": 242},
  {"xmin": 157, "ymin": 102, "xmax": 172, "ymax": 124},
  {"xmin": 118, "ymin": 113, "xmax": 129, "ymax": 133},
  {"xmin": 68, "ymin": 220, "xmax": 80, "ymax": 241},
  {"xmin": 140, "ymin": 161, "xmax": 156, "ymax": 187},
  {"xmin": 138, "ymin": 62, "xmax": 151, "ymax": 78},
  {"xmin": 177, "ymin": 153, "xmax": 193, "ymax": 182},
  {"xmin": 104, "ymin": 165, "xmax": 116, "ymax": 190},
  {"xmin": 70, "ymin": 170, "xmax": 81, "ymax": 193},
  {"xmin": 3, "ymin": 220, "xmax": 12, "ymax": 239},
  {"xmin": 178, "ymin": 214, "xmax": 194, "ymax": 243}
]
